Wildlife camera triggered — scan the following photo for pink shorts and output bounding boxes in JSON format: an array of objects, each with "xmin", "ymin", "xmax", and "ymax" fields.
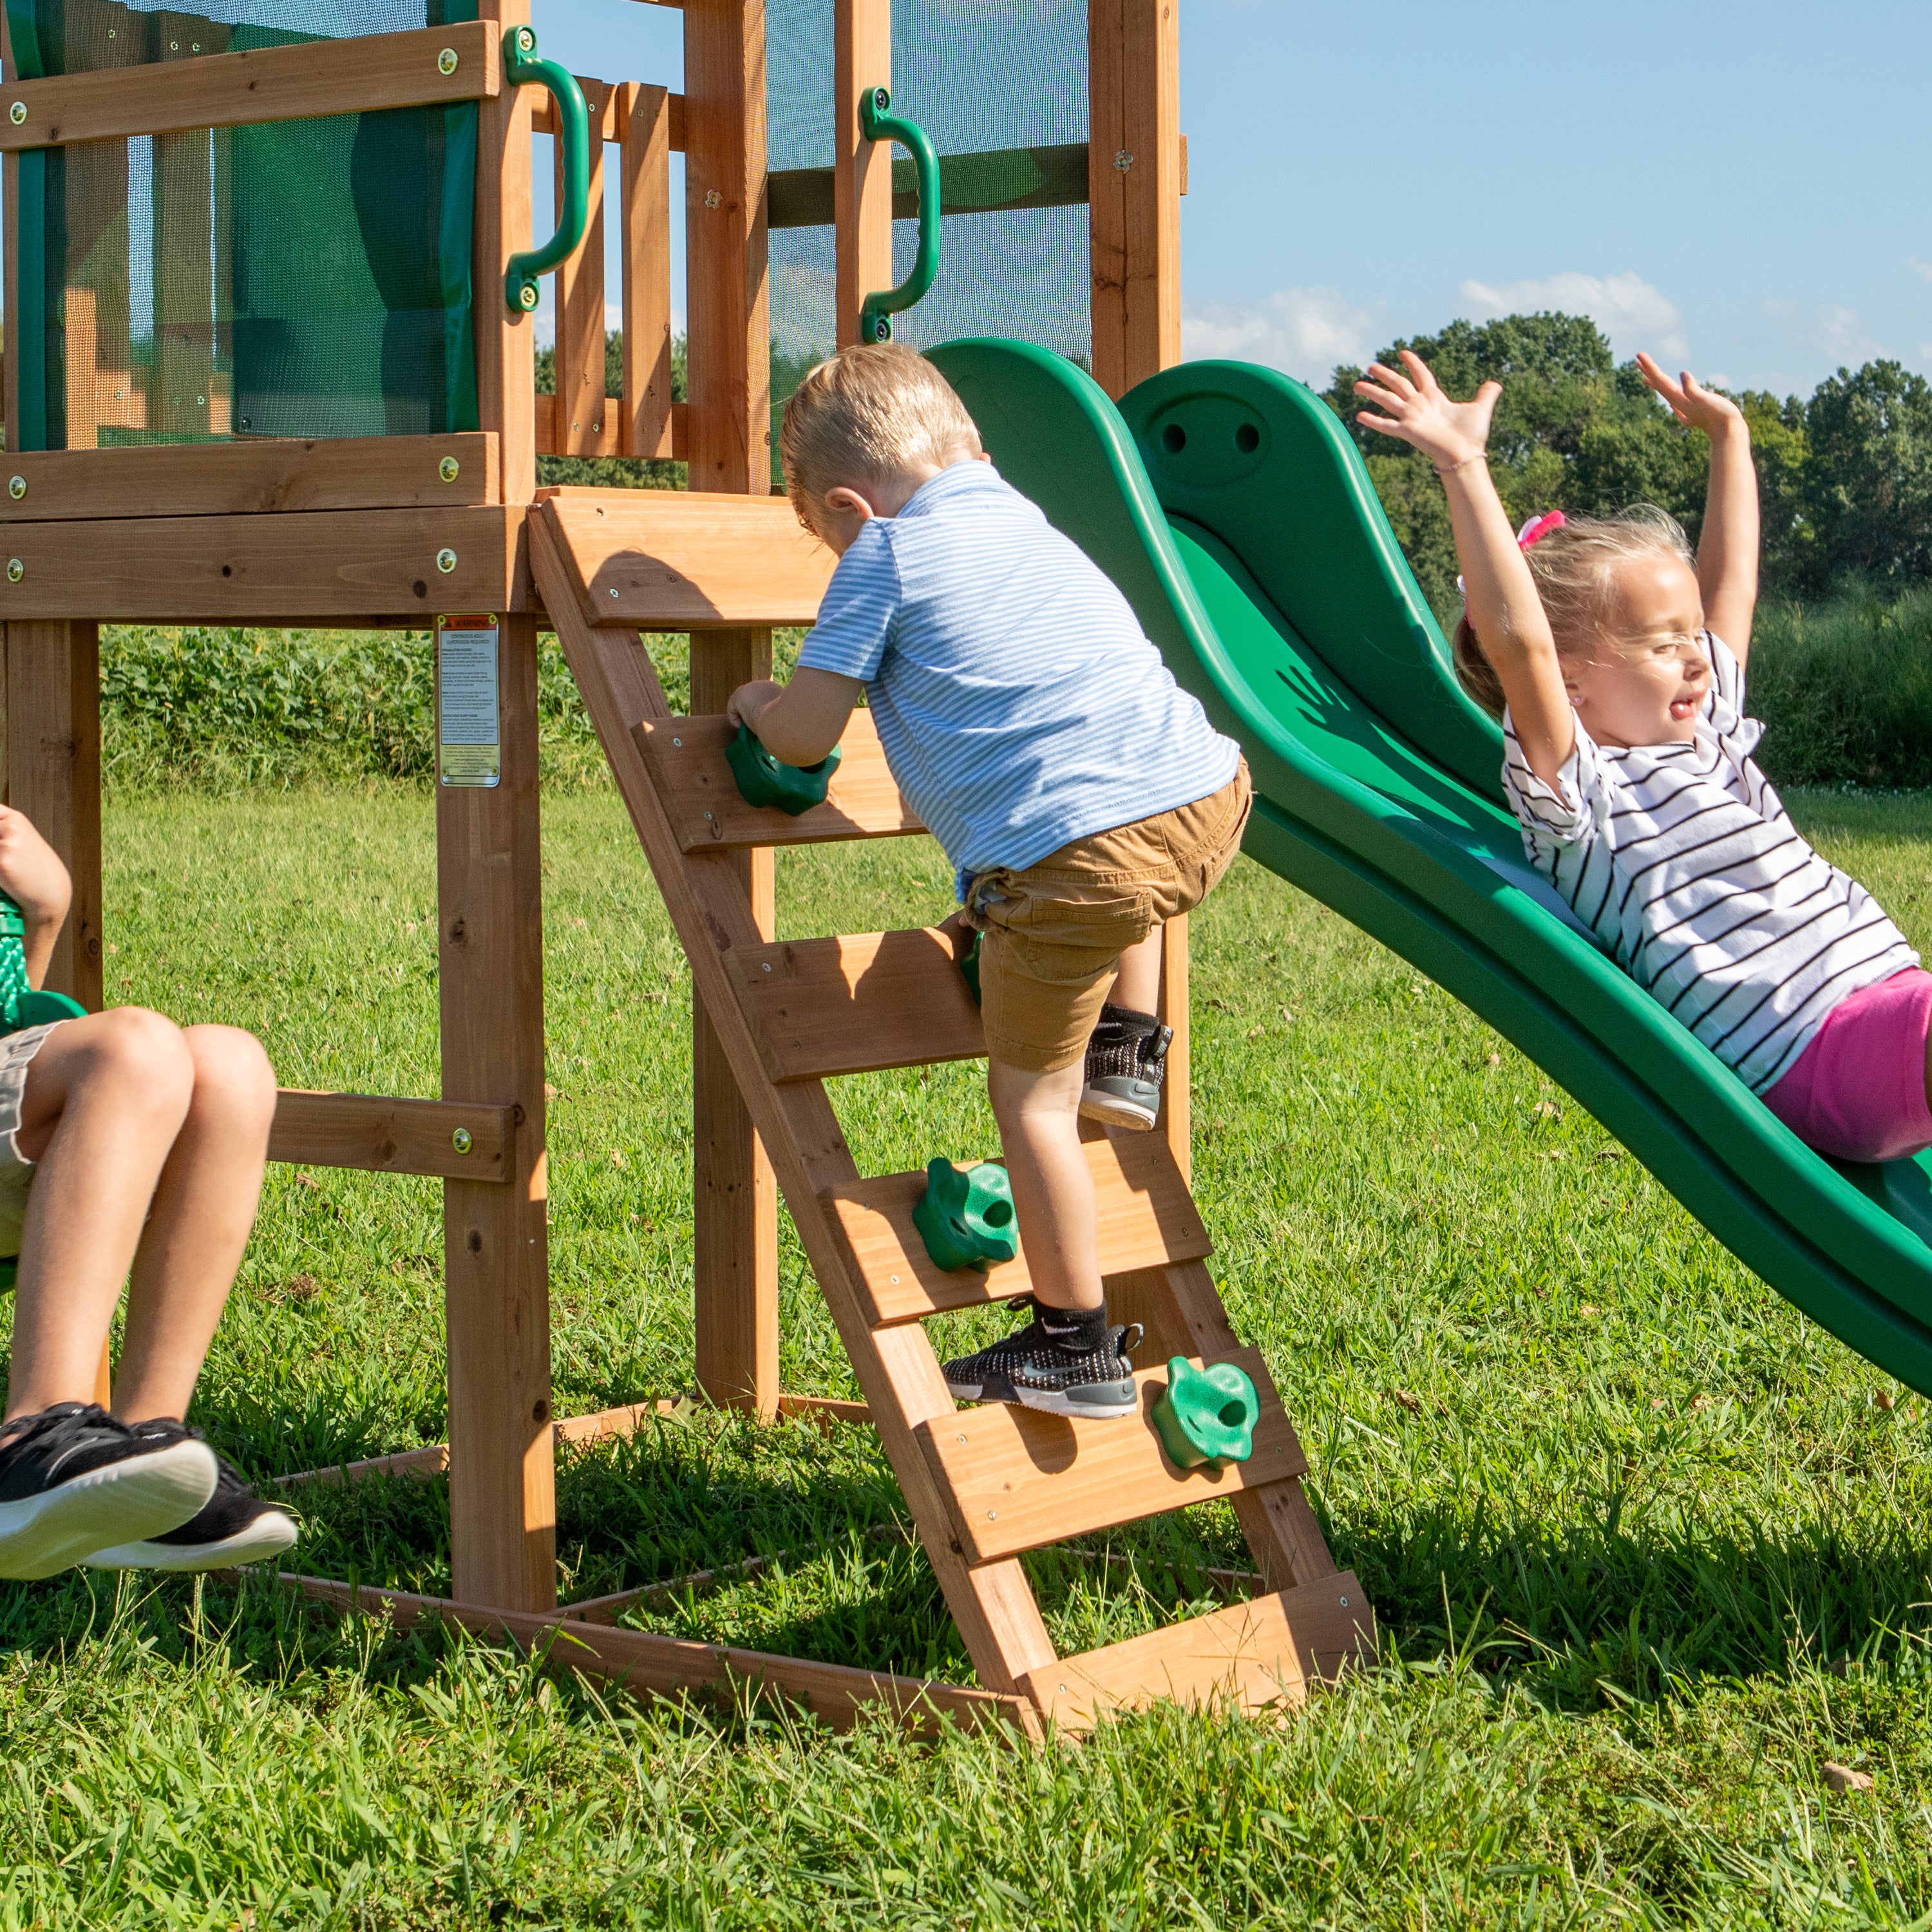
[{"xmin": 1761, "ymin": 967, "xmax": 1932, "ymax": 1164}]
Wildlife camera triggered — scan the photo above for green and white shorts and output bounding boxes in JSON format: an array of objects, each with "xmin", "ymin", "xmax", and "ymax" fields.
[{"xmin": 0, "ymin": 1021, "xmax": 64, "ymax": 1267}]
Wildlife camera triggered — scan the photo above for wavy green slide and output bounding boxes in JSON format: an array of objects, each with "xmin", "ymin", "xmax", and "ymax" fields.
[{"xmin": 928, "ymin": 338, "xmax": 1932, "ymax": 1394}]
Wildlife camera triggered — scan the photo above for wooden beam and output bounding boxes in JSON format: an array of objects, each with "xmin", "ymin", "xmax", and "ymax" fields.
[
  {"xmin": 3, "ymin": 622, "xmax": 102, "ymax": 1011},
  {"xmin": 834, "ymin": 0, "xmax": 893, "ymax": 348},
  {"xmin": 439, "ymin": 612, "xmax": 554, "ymax": 1612},
  {"xmin": 540, "ymin": 489, "xmax": 831, "ymax": 629},
  {"xmin": 269, "ymin": 1090, "xmax": 512, "ymax": 1182},
  {"xmin": 916, "ymin": 1350, "xmax": 1309, "ymax": 1566},
  {"xmin": 0, "ymin": 23, "xmax": 499, "ymax": 151},
  {"xmin": 0, "ymin": 435, "xmax": 498, "ymax": 522},
  {"xmin": 537, "ymin": 88, "xmax": 685, "ymax": 152},
  {"xmin": 535, "ymin": 397, "xmax": 687, "ymax": 460},
  {"xmin": 0, "ymin": 506, "xmax": 526, "ymax": 620},
  {"xmin": 554, "ymin": 77, "xmax": 612, "ymax": 458},
  {"xmin": 620, "ymin": 84, "xmax": 676, "ymax": 462},
  {"xmin": 477, "ymin": 0, "xmax": 536, "ymax": 506}
]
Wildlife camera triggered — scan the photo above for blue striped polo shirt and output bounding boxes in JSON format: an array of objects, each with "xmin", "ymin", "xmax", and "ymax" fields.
[{"xmin": 797, "ymin": 460, "xmax": 1241, "ymax": 895}]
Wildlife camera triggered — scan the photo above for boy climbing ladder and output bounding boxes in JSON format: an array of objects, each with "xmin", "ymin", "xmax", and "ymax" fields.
[{"xmin": 728, "ymin": 343, "xmax": 1252, "ymax": 1421}]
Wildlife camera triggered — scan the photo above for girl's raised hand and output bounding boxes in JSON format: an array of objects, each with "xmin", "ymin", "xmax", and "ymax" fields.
[
  {"xmin": 1636, "ymin": 353, "xmax": 1745, "ymax": 439},
  {"xmin": 1353, "ymin": 350, "xmax": 1501, "ymax": 472}
]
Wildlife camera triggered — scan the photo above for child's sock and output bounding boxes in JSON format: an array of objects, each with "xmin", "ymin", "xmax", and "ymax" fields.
[{"xmin": 1034, "ymin": 1299, "xmax": 1109, "ymax": 1354}]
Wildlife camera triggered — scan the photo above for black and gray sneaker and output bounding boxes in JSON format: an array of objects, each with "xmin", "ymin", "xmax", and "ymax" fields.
[
  {"xmin": 942, "ymin": 1296, "xmax": 1144, "ymax": 1419},
  {"xmin": 86, "ymin": 1429, "xmax": 298, "ymax": 1573},
  {"xmin": 1079, "ymin": 1005, "xmax": 1173, "ymax": 1133},
  {"xmin": 0, "ymin": 1403, "xmax": 217, "ymax": 1581}
]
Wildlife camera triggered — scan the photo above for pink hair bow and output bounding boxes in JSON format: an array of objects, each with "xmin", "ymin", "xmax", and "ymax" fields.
[{"xmin": 1515, "ymin": 511, "xmax": 1566, "ymax": 549}]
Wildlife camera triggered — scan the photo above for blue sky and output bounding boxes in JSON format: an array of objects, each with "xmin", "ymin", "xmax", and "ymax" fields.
[{"xmin": 533, "ymin": 0, "xmax": 1932, "ymax": 401}]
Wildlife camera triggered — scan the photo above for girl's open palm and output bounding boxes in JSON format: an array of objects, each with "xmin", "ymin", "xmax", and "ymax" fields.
[
  {"xmin": 1353, "ymin": 351, "xmax": 1501, "ymax": 471},
  {"xmin": 1634, "ymin": 353, "xmax": 1745, "ymax": 439}
]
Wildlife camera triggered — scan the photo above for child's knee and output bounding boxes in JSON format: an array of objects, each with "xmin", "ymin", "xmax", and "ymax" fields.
[
  {"xmin": 90, "ymin": 1006, "xmax": 197, "ymax": 1117},
  {"xmin": 183, "ymin": 1025, "xmax": 277, "ymax": 1132}
]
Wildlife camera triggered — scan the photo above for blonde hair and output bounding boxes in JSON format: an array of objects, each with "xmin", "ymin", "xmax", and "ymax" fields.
[
  {"xmin": 1452, "ymin": 505, "xmax": 1696, "ymax": 717},
  {"xmin": 779, "ymin": 342, "xmax": 981, "ymax": 518}
]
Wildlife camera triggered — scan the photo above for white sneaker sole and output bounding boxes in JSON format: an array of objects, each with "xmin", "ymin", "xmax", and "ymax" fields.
[
  {"xmin": 0, "ymin": 1441, "xmax": 218, "ymax": 1581},
  {"xmin": 1078, "ymin": 1092, "xmax": 1160, "ymax": 1133},
  {"xmin": 945, "ymin": 1379, "xmax": 1139, "ymax": 1421},
  {"xmin": 86, "ymin": 1506, "xmax": 299, "ymax": 1573}
]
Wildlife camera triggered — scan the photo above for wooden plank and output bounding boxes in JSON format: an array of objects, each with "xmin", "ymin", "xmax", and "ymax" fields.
[
  {"xmin": 915, "ymin": 1349, "xmax": 1308, "ymax": 1566},
  {"xmin": 269, "ymin": 1090, "xmax": 512, "ymax": 1183},
  {"xmin": 535, "ymin": 395, "xmax": 687, "ymax": 460},
  {"xmin": 534, "ymin": 84, "xmax": 683, "ymax": 147},
  {"xmin": 3, "ymin": 622, "xmax": 102, "ymax": 1011},
  {"xmin": 834, "ymin": 0, "xmax": 893, "ymax": 348},
  {"xmin": 478, "ymin": 0, "xmax": 536, "ymax": 506},
  {"xmin": 1087, "ymin": 0, "xmax": 1128, "ymax": 400},
  {"xmin": 620, "ymin": 84, "xmax": 675, "ymax": 462},
  {"xmin": 0, "ymin": 435, "xmax": 498, "ymax": 522},
  {"xmin": 0, "ymin": 506, "xmax": 524, "ymax": 620},
  {"xmin": 730, "ymin": 924, "xmax": 984, "ymax": 1082},
  {"xmin": 0, "ymin": 22, "xmax": 499, "ymax": 152},
  {"xmin": 274, "ymin": 1445, "xmax": 450, "ymax": 1489},
  {"xmin": 826, "ymin": 1133, "xmax": 1210, "ymax": 1325},
  {"xmin": 542, "ymin": 488, "xmax": 831, "ymax": 628},
  {"xmin": 439, "ymin": 612, "xmax": 554, "ymax": 1613},
  {"xmin": 636, "ymin": 709, "xmax": 920, "ymax": 851},
  {"xmin": 282, "ymin": 1573, "xmax": 1036, "ymax": 1738},
  {"xmin": 554, "ymin": 76, "xmax": 611, "ymax": 458},
  {"xmin": 690, "ymin": 631, "xmax": 779, "ymax": 1419},
  {"xmin": 1160, "ymin": 912, "xmax": 1190, "ymax": 1180},
  {"xmin": 1021, "ymin": 1574, "xmax": 1374, "ymax": 1734},
  {"xmin": 532, "ymin": 513, "xmax": 1061, "ymax": 1697}
]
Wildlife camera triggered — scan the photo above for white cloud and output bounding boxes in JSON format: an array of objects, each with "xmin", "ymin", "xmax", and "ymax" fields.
[
  {"xmin": 1910, "ymin": 258, "xmax": 1932, "ymax": 283},
  {"xmin": 1458, "ymin": 271, "xmax": 1688, "ymax": 362},
  {"xmin": 1180, "ymin": 287, "xmax": 1379, "ymax": 384},
  {"xmin": 1810, "ymin": 304, "xmax": 1882, "ymax": 364}
]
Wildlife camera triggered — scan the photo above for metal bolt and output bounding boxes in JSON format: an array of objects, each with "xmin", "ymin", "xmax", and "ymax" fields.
[
  {"xmin": 956, "ymin": 1433, "xmax": 964, "ymax": 1443},
  {"xmin": 670, "ymin": 737, "xmax": 681, "ymax": 746},
  {"xmin": 1114, "ymin": 149, "xmax": 1134, "ymax": 171},
  {"xmin": 592, "ymin": 421, "xmax": 603, "ymax": 434},
  {"xmin": 987, "ymin": 1510, "xmax": 997, "ymax": 1520},
  {"xmin": 761, "ymin": 961, "xmax": 772, "ymax": 972},
  {"xmin": 514, "ymin": 24, "xmax": 535, "ymax": 53},
  {"xmin": 702, "ymin": 810, "xmax": 713, "ymax": 820},
  {"xmin": 191, "ymin": 41, "xmax": 200, "ymax": 51},
  {"xmin": 169, "ymin": 39, "xmax": 178, "ymax": 50},
  {"xmin": 609, "ymin": 587, "xmax": 620, "ymax": 598},
  {"xmin": 6, "ymin": 477, "xmax": 22, "ymax": 500},
  {"xmin": 518, "ymin": 281, "xmax": 539, "ymax": 311},
  {"xmin": 439, "ymin": 456, "xmax": 460, "ymax": 482},
  {"xmin": 435, "ymin": 547, "xmax": 458, "ymax": 574},
  {"xmin": 437, "ymin": 45, "xmax": 459, "ymax": 74},
  {"xmin": 197, "ymin": 395, "xmax": 205, "ymax": 406},
  {"xmin": 704, "ymin": 188, "xmax": 723, "ymax": 210},
  {"xmin": 451, "ymin": 1127, "xmax": 473, "ymax": 1155},
  {"xmin": 890, "ymin": 1274, "xmax": 900, "ymax": 1284},
  {"xmin": 5, "ymin": 560, "xmax": 20, "ymax": 583},
  {"xmin": 8, "ymin": 102, "xmax": 24, "ymax": 125},
  {"xmin": 872, "ymin": 86, "xmax": 890, "ymax": 111}
]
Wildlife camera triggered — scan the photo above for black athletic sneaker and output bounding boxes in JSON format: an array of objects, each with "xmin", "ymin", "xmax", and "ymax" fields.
[
  {"xmin": 0, "ymin": 1403, "xmax": 217, "ymax": 1581},
  {"xmin": 1079, "ymin": 1005, "xmax": 1174, "ymax": 1133},
  {"xmin": 942, "ymin": 1296, "xmax": 1144, "ymax": 1419},
  {"xmin": 86, "ymin": 1430, "xmax": 298, "ymax": 1573}
]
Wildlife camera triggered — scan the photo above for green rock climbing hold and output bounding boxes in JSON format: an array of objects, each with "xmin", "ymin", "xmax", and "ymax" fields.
[
  {"xmin": 958, "ymin": 931, "xmax": 983, "ymax": 1007},
  {"xmin": 911, "ymin": 1157, "xmax": 1018, "ymax": 1273},
  {"xmin": 725, "ymin": 724, "xmax": 842, "ymax": 815},
  {"xmin": 0, "ymin": 892, "xmax": 84, "ymax": 1039},
  {"xmin": 1151, "ymin": 1356, "xmax": 1259, "ymax": 1468}
]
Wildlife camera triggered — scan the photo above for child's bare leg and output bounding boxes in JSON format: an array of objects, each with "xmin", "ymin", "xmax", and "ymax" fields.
[
  {"xmin": 113, "ymin": 1026, "xmax": 276, "ymax": 1425},
  {"xmin": 1109, "ymin": 923, "xmax": 1163, "ymax": 1015},
  {"xmin": 987, "ymin": 1056, "xmax": 1102, "ymax": 1311},
  {"xmin": 3, "ymin": 1011, "xmax": 196, "ymax": 1428}
]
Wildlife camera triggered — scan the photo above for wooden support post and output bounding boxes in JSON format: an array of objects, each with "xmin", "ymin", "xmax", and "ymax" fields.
[
  {"xmin": 834, "ymin": 0, "xmax": 893, "ymax": 348},
  {"xmin": 476, "ymin": 0, "xmax": 536, "ymax": 506},
  {"xmin": 619, "ymin": 83, "xmax": 674, "ymax": 460},
  {"xmin": 438, "ymin": 613, "xmax": 554, "ymax": 1610},
  {"xmin": 685, "ymin": 0, "xmax": 781, "ymax": 1416},
  {"xmin": 555, "ymin": 77, "xmax": 610, "ymax": 456}
]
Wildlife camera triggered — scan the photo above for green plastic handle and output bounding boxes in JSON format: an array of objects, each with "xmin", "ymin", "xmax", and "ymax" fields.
[
  {"xmin": 858, "ymin": 86, "xmax": 941, "ymax": 344},
  {"xmin": 0, "ymin": 890, "xmax": 86, "ymax": 1039},
  {"xmin": 504, "ymin": 26, "xmax": 591, "ymax": 315}
]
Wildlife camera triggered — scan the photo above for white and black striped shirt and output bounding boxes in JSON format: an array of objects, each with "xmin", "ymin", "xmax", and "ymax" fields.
[{"xmin": 1501, "ymin": 634, "xmax": 1918, "ymax": 1094}]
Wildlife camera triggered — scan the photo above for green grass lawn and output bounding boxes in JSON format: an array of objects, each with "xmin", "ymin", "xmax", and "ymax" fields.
[{"xmin": 5, "ymin": 782, "xmax": 1932, "ymax": 1926}]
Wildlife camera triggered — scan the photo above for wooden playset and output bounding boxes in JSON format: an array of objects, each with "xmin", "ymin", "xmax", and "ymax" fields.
[{"xmin": 0, "ymin": 0, "xmax": 1373, "ymax": 1734}]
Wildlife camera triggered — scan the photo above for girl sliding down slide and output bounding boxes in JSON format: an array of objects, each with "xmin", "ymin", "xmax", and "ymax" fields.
[{"xmin": 1354, "ymin": 349, "xmax": 1932, "ymax": 1165}]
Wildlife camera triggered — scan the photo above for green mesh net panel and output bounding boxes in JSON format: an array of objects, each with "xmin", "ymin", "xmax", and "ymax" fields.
[
  {"xmin": 6, "ymin": 0, "xmax": 480, "ymax": 450},
  {"xmin": 766, "ymin": 0, "xmax": 1090, "ymax": 452}
]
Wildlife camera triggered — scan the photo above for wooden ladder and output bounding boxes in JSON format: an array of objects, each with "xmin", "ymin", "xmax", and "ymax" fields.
[{"xmin": 533, "ymin": 497, "xmax": 1374, "ymax": 1728}]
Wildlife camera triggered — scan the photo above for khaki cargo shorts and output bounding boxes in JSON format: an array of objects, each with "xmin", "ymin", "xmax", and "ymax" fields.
[
  {"xmin": 961, "ymin": 761, "xmax": 1251, "ymax": 1072},
  {"xmin": 0, "ymin": 1020, "xmax": 62, "ymax": 1266}
]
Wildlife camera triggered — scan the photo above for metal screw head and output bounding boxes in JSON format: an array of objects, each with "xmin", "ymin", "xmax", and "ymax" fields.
[
  {"xmin": 670, "ymin": 737, "xmax": 681, "ymax": 746},
  {"xmin": 5, "ymin": 560, "xmax": 21, "ymax": 583},
  {"xmin": 1114, "ymin": 148, "xmax": 1134, "ymax": 171},
  {"xmin": 451, "ymin": 1126, "xmax": 473, "ymax": 1155},
  {"xmin": 8, "ymin": 102, "xmax": 24, "ymax": 125},
  {"xmin": 761, "ymin": 961, "xmax": 772, "ymax": 971},
  {"xmin": 702, "ymin": 810, "xmax": 714, "ymax": 821},
  {"xmin": 517, "ymin": 281, "xmax": 540, "ymax": 311},
  {"xmin": 438, "ymin": 456, "xmax": 460, "ymax": 483},
  {"xmin": 6, "ymin": 477, "xmax": 22, "ymax": 500},
  {"xmin": 872, "ymin": 86, "xmax": 890, "ymax": 111},
  {"xmin": 1340, "ymin": 1595, "xmax": 1349, "ymax": 1606},
  {"xmin": 437, "ymin": 45, "xmax": 458, "ymax": 74},
  {"xmin": 435, "ymin": 547, "xmax": 458, "ymax": 574},
  {"xmin": 609, "ymin": 587, "xmax": 620, "ymax": 598},
  {"xmin": 513, "ymin": 24, "xmax": 535, "ymax": 53},
  {"xmin": 704, "ymin": 188, "xmax": 723, "ymax": 210}
]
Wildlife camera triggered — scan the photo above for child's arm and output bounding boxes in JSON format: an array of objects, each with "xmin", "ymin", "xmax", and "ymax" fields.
[
  {"xmin": 0, "ymin": 807, "xmax": 71, "ymax": 989},
  {"xmin": 726, "ymin": 667, "xmax": 863, "ymax": 767},
  {"xmin": 1635, "ymin": 354, "xmax": 1759, "ymax": 665},
  {"xmin": 1354, "ymin": 352, "xmax": 1576, "ymax": 789}
]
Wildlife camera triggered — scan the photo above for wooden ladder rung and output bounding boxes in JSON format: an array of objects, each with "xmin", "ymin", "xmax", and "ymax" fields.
[
  {"xmin": 1019, "ymin": 1573, "xmax": 1372, "ymax": 1734},
  {"xmin": 636, "ymin": 710, "xmax": 924, "ymax": 851},
  {"xmin": 734, "ymin": 925, "xmax": 985, "ymax": 1081},
  {"xmin": 913, "ymin": 1350, "xmax": 1307, "ymax": 1564},
  {"xmin": 828, "ymin": 1135, "xmax": 1211, "ymax": 1325}
]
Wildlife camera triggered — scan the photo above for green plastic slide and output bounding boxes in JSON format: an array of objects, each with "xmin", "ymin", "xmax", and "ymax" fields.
[{"xmin": 927, "ymin": 339, "xmax": 1932, "ymax": 1394}]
